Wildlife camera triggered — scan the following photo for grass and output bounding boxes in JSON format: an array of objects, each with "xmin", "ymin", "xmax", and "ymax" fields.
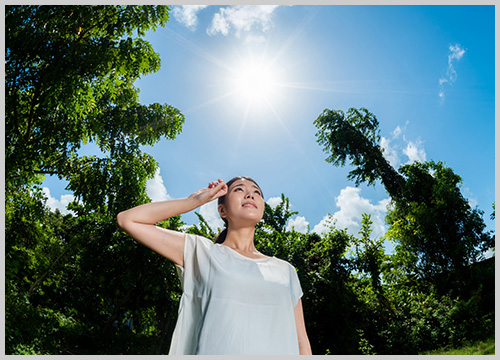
[{"xmin": 420, "ymin": 337, "xmax": 495, "ymax": 355}]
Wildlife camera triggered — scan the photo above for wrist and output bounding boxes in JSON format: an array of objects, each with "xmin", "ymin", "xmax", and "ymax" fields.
[{"xmin": 186, "ymin": 195, "xmax": 206, "ymax": 209}]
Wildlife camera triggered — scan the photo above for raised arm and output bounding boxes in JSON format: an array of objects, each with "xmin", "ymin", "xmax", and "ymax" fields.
[{"xmin": 116, "ymin": 179, "xmax": 227, "ymax": 267}]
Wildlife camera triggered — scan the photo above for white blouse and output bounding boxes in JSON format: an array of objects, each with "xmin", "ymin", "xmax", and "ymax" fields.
[{"xmin": 168, "ymin": 234, "xmax": 303, "ymax": 355}]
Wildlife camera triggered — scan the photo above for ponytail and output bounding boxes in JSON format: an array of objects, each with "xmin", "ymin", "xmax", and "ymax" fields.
[
  {"xmin": 215, "ymin": 228, "xmax": 228, "ymax": 244},
  {"xmin": 215, "ymin": 218, "xmax": 229, "ymax": 244}
]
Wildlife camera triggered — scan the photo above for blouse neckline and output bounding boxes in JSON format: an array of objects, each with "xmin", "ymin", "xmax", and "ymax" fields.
[{"xmin": 216, "ymin": 243, "xmax": 274, "ymax": 262}]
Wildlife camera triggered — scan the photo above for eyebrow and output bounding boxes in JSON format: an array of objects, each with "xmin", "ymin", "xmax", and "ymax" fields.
[{"xmin": 232, "ymin": 183, "xmax": 261, "ymax": 191}]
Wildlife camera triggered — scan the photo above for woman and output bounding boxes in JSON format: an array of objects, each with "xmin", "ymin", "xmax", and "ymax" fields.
[{"xmin": 117, "ymin": 176, "xmax": 312, "ymax": 355}]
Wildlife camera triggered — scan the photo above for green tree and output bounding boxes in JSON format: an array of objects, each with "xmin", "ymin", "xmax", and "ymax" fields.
[
  {"xmin": 385, "ymin": 161, "xmax": 493, "ymax": 281},
  {"xmin": 314, "ymin": 107, "xmax": 494, "ymax": 354},
  {"xmin": 5, "ymin": 5, "xmax": 185, "ymax": 354},
  {"xmin": 352, "ymin": 214, "xmax": 387, "ymax": 297},
  {"xmin": 314, "ymin": 107, "xmax": 405, "ymax": 199},
  {"xmin": 314, "ymin": 107, "xmax": 493, "ymax": 279},
  {"xmin": 6, "ymin": 5, "xmax": 182, "ymax": 194},
  {"xmin": 262, "ymin": 194, "xmax": 298, "ymax": 233}
]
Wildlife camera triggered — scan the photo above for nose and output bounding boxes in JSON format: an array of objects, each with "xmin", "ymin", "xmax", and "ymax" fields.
[{"xmin": 245, "ymin": 191, "xmax": 254, "ymax": 199}]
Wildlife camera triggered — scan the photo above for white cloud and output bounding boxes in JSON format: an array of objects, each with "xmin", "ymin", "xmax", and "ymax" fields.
[
  {"xmin": 403, "ymin": 140, "xmax": 427, "ymax": 164},
  {"xmin": 286, "ymin": 216, "xmax": 309, "ymax": 233},
  {"xmin": 448, "ymin": 44, "xmax": 466, "ymax": 72},
  {"xmin": 392, "ymin": 125, "xmax": 403, "ymax": 139},
  {"xmin": 146, "ymin": 168, "xmax": 171, "ymax": 202},
  {"xmin": 43, "ymin": 187, "xmax": 76, "ymax": 215},
  {"xmin": 199, "ymin": 200, "xmax": 225, "ymax": 232},
  {"xmin": 312, "ymin": 214, "xmax": 336, "ymax": 235},
  {"xmin": 439, "ymin": 43, "xmax": 466, "ymax": 102},
  {"xmin": 381, "ymin": 136, "xmax": 400, "ymax": 168},
  {"xmin": 209, "ymin": 11, "xmax": 230, "ymax": 36},
  {"xmin": 207, "ymin": 5, "xmax": 281, "ymax": 40},
  {"xmin": 381, "ymin": 122, "xmax": 426, "ymax": 167},
  {"xmin": 312, "ymin": 187, "xmax": 389, "ymax": 239},
  {"xmin": 172, "ymin": 5, "xmax": 208, "ymax": 29},
  {"xmin": 462, "ymin": 186, "xmax": 478, "ymax": 209},
  {"xmin": 266, "ymin": 196, "xmax": 282, "ymax": 209}
]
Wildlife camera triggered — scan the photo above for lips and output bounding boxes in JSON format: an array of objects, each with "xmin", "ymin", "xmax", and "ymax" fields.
[{"xmin": 242, "ymin": 201, "xmax": 257, "ymax": 209}]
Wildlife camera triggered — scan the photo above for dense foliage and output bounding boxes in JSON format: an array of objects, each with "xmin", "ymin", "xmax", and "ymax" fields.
[
  {"xmin": 313, "ymin": 106, "xmax": 494, "ymax": 354},
  {"xmin": 5, "ymin": 5, "xmax": 184, "ymax": 354},
  {"xmin": 315, "ymin": 108, "xmax": 494, "ymax": 284},
  {"xmin": 5, "ymin": 6, "xmax": 494, "ymax": 355}
]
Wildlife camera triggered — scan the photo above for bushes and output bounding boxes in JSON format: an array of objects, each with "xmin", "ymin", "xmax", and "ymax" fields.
[
  {"xmin": 351, "ymin": 275, "xmax": 494, "ymax": 355},
  {"xmin": 5, "ymin": 194, "xmax": 494, "ymax": 354}
]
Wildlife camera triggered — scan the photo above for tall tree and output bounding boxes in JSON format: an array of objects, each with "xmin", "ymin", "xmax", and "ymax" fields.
[
  {"xmin": 5, "ymin": 5, "xmax": 185, "ymax": 354},
  {"xmin": 314, "ymin": 107, "xmax": 493, "ymax": 279},
  {"xmin": 314, "ymin": 107, "xmax": 405, "ymax": 199},
  {"xmin": 6, "ymin": 5, "xmax": 183, "ymax": 197},
  {"xmin": 385, "ymin": 161, "xmax": 494, "ymax": 278}
]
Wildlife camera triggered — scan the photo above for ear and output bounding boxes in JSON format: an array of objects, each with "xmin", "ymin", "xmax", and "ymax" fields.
[{"xmin": 218, "ymin": 204, "xmax": 226, "ymax": 219}]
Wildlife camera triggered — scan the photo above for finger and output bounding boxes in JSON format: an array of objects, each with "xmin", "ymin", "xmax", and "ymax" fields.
[
  {"xmin": 213, "ymin": 180, "xmax": 225, "ymax": 191},
  {"xmin": 212, "ymin": 181, "xmax": 227, "ymax": 197}
]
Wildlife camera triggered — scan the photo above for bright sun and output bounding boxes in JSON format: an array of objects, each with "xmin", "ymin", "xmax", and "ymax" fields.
[
  {"xmin": 227, "ymin": 54, "xmax": 282, "ymax": 108},
  {"xmin": 234, "ymin": 61, "xmax": 276, "ymax": 101}
]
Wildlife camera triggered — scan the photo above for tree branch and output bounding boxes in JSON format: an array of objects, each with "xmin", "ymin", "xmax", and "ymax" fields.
[{"xmin": 28, "ymin": 245, "xmax": 73, "ymax": 297}]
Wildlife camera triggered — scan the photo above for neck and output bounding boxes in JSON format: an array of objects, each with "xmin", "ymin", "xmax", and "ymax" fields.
[{"xmin": 223, "ymin": 225, "xmax": 257, "ymax": 252}]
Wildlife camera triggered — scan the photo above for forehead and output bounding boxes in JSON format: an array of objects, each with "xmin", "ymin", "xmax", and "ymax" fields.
[{"xmin": 230, "ymin": 179, "xmax": 261, "ymax": 190}]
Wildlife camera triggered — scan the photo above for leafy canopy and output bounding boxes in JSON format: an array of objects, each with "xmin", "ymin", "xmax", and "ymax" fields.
[
  {"xmin": 314, "ymin": 107, "xmax": 405, "ymax": 199},
  {"xmin": 6, "ymin": 5, "xmax": 183, "ymax": 207},
  {"xmin": 5, "ymin": 5, "xmax": 185, "ymax": 355},
  {"xmin": 314, "ymin": 106, "xmax": 493, "ymax": 278}
]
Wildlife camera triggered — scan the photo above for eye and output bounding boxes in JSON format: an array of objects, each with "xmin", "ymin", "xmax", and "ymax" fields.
[{"xmin": 234, "ymin": 187, "xmax": 243, "ymax": 192}]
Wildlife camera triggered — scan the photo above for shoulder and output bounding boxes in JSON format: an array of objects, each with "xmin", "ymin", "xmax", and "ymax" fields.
[
  {"xmin": 180, "ymin": 234, "xmax": 215, "ymax": 274},
  {"xmin": 183, "ymin": 234, "xmax": 216, "ymax": 258},
  {"xmin": 184, "ymin": 233, "xmax": 215, "ymax": 247},
  {"xmin": 270, "ymin": 256, "xmax": 298, "ymax": 272}
]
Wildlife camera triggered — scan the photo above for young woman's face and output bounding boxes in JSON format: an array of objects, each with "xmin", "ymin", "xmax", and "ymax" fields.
[{"xmin": 218, "ymin": 178, "xmax": 265, "ymax": 227}]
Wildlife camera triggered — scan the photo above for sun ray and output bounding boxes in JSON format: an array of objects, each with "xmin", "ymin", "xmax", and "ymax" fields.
[
  {"xmin": 161, "ymin": 27, "xmax": 237, "ymax": 74},
  {"xmin": 158, "ymin": 17, "xmax": 354, "ymax": 119},
  {"xmin": 226, "ymin": 95, "xmax": 253, "ymax": 170},
  {"xmin": 265, "ymin": 7, "xmax": 319, "ymax": 70},
  {"xmin": 265, "ymin": 99, "xmax": 337, "ymax": 200},
  {"xmin": 181, "ymin": 90, "xmax": 238, "ymax": 114}
]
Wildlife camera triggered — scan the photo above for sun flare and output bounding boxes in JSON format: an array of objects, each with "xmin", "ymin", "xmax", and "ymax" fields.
[
  {"xmin": 227, "ymin": 55, "xmax": 282, "ymax": 108},
  {"xmin": 234, "ymin": 61, "xmax": 276, "ymax": 101}
]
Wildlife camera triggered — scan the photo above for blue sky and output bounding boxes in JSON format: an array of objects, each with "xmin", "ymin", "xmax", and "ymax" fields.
[{"xmin": 42, "ymin": 5, "xmax": 495, "ymax": 255}]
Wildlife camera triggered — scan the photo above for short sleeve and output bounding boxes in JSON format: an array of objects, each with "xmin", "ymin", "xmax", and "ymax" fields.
[
  {"xmin": 289, "ymin": 264, "xmax": 303, "ymax": 307},
  {"xmin": 177, "ymin": 234, "xmax": 213, "ymax": 294}
]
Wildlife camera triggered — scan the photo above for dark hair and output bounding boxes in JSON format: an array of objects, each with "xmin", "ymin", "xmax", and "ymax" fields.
[{"xmin": 214, "ymin": 176, "xmax": 263, "ymax": 244}]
